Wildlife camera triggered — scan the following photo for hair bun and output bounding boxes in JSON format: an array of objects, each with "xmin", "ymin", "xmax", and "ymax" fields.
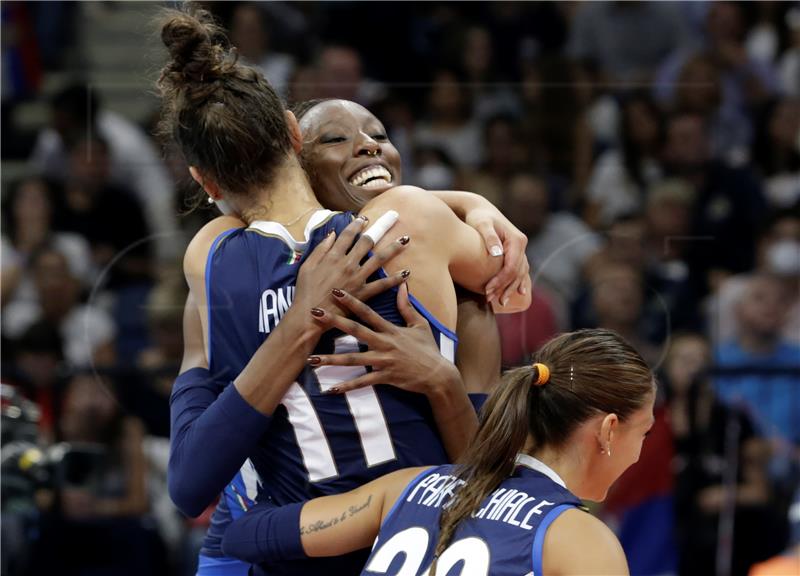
[{"xmin": 160, "ymin": 8, "xmax": 229, "ymax": 84}]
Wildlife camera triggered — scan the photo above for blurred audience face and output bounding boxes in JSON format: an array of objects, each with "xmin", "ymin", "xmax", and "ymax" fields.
[
  {"xmin": 665, "ymin": 334, "xmax": 711, "ymax": 395},
  {"xmin": 289, "ymin": 66, "xmax": 320, "ymax": 103},
  {"xmin": 505, "ymin": 173, "xmax": 549, "ymax": 237},
  {"xmin": 428, "ymin": 70, "xmax": 469, "ymax": 122},
  {"xmin": 298, "ymin": 100, "xmax": 402, "ymax": 211},
  {"xmin": 462, "ymin": 27, "xmax": 492, "ymax": 80},
  {"xmin": 230, "ymin": 3, "xmax": 268, "ymax": 62},
  {"xmin": 736, "ymin": 275, "xmax": 790, "ymax": 340},
  {"xmin": 69, "ymin": 138, "xmax": 112, "ymax": 191},
  {"xmin": 591, "ymin": 263, "xmax": 643, "ymax": 328},
  {"xmin": 676, "ymin": 56, "xmax": 722, "ymax": 115},
  {"xmin": 706, "ymin": 1, "xmax": 745, "ymax": 47},
  {"xmin": 624, "ymin": 98, "xmax": 661, "ymax": 150},
  {"xmin": 758, "ymin": 212, "xmax": 800, "ymax": 276},
  {"xmin": 604, "ymin": 216, "xmax": 647, "ymax": 269},
  {"xmin": 646, "ymin": 181, "xmax": 694, "ymax": 250},
  {"xmin": 663, "ymin": 114, "xmax": 710, "ymax": 173},
  {"xmin": 317, "ymin": 46, "xmax": 362, "ymax": 101},
  {"xmin": 61, "ymin": 374, "xmax": 118, "ymax": 440},
  {"xmin": 32, "ymin": 248, "xmax": 80, "ymax": 321},
  {"xmin": 484, "ymin": 117, "xmax": 523, "ymax": 174}
]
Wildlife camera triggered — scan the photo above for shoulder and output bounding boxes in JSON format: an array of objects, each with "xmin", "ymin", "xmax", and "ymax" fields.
[
  {"xmin": 543, "ymin": 508, "xmax": 628, "ymax": 575},
  {"xmin": 361, "ymin": 186, "xmax": 453, "ymax": 227},
  {"xmin": 183, "ymin": 216, "xmax": 246, "ymax": 279}
]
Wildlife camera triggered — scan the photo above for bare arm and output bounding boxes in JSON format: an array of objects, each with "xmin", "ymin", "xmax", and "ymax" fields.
[
  {"xmin": 455, "ymin": 293, "xmax": 501, "ymax": 395},
  {"xmin": 544, "ymin": 508, "xmax": 629, "ymax": 575},
  {"xmin": 299, "ymin": 467, "xmax": 428, "ymax": 557}
]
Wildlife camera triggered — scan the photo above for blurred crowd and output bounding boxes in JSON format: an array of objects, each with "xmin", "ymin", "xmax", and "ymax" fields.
[{"xmin": 1, "ymin": 2, "xmax": 798, "ymax": 576}]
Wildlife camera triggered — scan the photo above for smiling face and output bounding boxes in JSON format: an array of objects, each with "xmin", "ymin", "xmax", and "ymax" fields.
[{"xmin": 297, "ymin": 100, "xmax": 402, "ymax": 212}]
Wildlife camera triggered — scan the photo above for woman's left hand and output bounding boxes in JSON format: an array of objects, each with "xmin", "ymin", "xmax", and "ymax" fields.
[
  {"xmin": 307, "ymin": 283, "xmax": 460, "ymax": 396},
  {"xmin": 463, "ymin": 200, "xmax": 530, "ymax": 307}
]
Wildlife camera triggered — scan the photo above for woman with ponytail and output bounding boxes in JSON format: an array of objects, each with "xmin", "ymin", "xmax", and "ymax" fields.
[{"xmin": 222, "ymin": 328, "xmax": 656, "ymax": 575}]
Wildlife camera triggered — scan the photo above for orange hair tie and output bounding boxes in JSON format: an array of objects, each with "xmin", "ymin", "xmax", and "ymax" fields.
[{"xmin": 531, "ymin": 363, "xmax": 550, "ymax": 386}]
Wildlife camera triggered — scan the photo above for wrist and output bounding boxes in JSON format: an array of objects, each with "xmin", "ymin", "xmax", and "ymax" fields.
[{"xmin": 426, "ymin": 362, "xmax": 463, "ymax": 402}]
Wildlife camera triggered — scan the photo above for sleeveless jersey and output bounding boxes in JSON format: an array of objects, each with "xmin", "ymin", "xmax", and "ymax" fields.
[
  {"xmin": 363, "ymin": 455, "xmax": 583, "ymax": 576},
  {"xmin": 200, "ymin": 210, "xmax": 457, "ymax": 573}
]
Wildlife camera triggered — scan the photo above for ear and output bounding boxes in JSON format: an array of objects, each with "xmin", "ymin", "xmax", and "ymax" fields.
[
  {"xmin": 598, "ymin": 413, "xmax": 618, "ymax": 453},
  {"xmin": 285, "ymin": 110, "xmax": 303, "ymax": 154},
  {"xmin": 189, "ymin": 166, "xmax": 222, "ymax": 200}
]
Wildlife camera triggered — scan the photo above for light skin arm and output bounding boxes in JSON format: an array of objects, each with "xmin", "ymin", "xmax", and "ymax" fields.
[
  {"xmin": 455, "ymin": 293, "xmax": 501, "ymax": 395},
  {"xmin": 298, "ymin": 467, "xmax": 429, "ymax": 557},
  {"xmin": 430, "ymin": 190, "xmax": 530, "ymax": 306},
  {"xmin": 543, "ymin": 508, "xmax": 630, "ymax": 576}
]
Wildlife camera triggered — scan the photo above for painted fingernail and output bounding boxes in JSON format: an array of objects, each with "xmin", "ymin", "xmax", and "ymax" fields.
[
  {"xmin": 357, "ymin": 215, "xmax": 368, "ymax": 224},
  {"xmin": 326, "ymin": 230, "xmax": 336, "ymax": 238},
  {"xmin": 332, "ymin": 288, "xmax": 345, "ymax": 298},
  {"xmin": 398, "ymin": 235, "xmax": 410, "ymax": 245},
  {"xmin": 311, "ymin": 308, "xmax": 325, "ymax": 317},
  {"xmin": 501, "ymin": 296, "xmax": 509, "ymax": 307},
  {"xmin": 327, "ymin": 386, "xmax": 340, "ymax": 394},
  {"xmin": 520, "ymin": 285, "xmax": 528, "ymax": 295},
  {"xmin": 490, "ymin": 246, "xmax": 503, "ymax": 257},
  {"xmin": 307, "ymin": 356, "xmax": 321, "ymax": 365},
  {"xmin": 401, "ymin": 269, "xmax": 411, "ymax": 279}
]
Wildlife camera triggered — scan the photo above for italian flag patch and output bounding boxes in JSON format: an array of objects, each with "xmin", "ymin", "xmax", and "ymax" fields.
[{"xmin": 287, "ymin": 250, "xmax": 303, "ymax": 265}]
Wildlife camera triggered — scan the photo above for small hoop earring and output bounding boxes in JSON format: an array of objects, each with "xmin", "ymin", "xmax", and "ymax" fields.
[{"xmin": 207, "ymin": 196, "xmax": 214, "ymax": 204}]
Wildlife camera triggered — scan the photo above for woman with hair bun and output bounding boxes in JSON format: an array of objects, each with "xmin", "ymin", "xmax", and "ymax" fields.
[
  {"xmin": 158, "ymin": 6, "xmax": 531, "ymax": 575},
  {"xmin": 222, "ymin": 328, "xmax": 656, "ymax": 576}
]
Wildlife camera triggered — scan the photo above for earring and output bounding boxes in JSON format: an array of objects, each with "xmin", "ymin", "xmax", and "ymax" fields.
[{"xmin": 207, "ymin": 197, "xmax": 214, "ymax": 204}]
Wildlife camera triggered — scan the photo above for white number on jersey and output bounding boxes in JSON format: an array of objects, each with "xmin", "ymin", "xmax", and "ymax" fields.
[
  {"xmin": 282, "ymin": 336, "xmax": 396, "ymax": 482},
  {"xmin": 365, "ymin": 526, "xmax": 491, "ymax": 576}
]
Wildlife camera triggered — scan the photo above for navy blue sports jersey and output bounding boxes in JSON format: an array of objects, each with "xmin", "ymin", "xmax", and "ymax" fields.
[
  {"xmin": 200, "ymin": 210, "xmax": 457, "ymax": 573},
  {"xmin": 364, "ymin": 455, "xmax": 583, "ymax": 576}
]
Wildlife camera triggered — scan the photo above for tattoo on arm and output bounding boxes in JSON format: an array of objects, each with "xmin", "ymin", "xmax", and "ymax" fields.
[{"xmin": 300, "ymin": 494, "xmax": 373, "ymax": 536}]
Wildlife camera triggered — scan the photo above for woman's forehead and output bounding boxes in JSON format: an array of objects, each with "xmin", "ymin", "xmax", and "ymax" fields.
[{"xmin": 299, "ymin": 100, "xmax": 378, "ymax": 134}]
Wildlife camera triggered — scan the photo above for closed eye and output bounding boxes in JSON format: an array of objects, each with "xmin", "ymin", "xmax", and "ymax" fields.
[{"xmin": 321, "ymin": 135, "xmax": 347, "ymax": 144}]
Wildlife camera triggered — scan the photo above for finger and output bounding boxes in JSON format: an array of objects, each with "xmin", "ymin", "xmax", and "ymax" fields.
[
  {"xmin": 325, "ymin": 371, "xmax": 385, "ymax": 394},
  {"xmin": 477, "ymin": 222, "xmax": 504, "ymax": 258},
  {"xmin": 332, "ymin": 288, "xmax": 396, "ymax": 332},
  {"xmin": 486, "ymin": 237, "xmax": 526, "ymax": 301},
  {"xmin": 313, "ymin": 303, "xmax": 379, "ymax": 344},
  {"xmin": 359, "ymin": 235, "xmax": 410, "ymax": 279},
  {"xmin": 500, "ymin": 279, "xmax": 522, "ymax": 308},
  {"xmin": 308, "ymin": 350, "xmax": 382, "ymax": 368},
  {"xmin": 329, "ymin": 216, "xmax": 367, "ymax": 258},
  {"xmin": 357, "ymin": 269, "xmax": 409, "ymax": 301},
  {"xmin": 396, "ymin": 282, "xmax": 426, "ymax": 327},
  {"xmin": 304, "ymin": 230, "xmax": 336, "ymax": 267},
  {"xmin": 361, "ymin": 210, "xmax": 399, "ymax": 245}
]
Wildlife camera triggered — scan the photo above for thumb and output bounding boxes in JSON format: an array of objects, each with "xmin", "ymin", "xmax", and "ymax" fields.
[{"xmin": 478, "ymin": 223, "xmax": 504, "ymax": 257}]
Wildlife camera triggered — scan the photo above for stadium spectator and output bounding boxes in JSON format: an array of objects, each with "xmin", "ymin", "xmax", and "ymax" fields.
[
  {"xmin": 28, "ymin": 83, "xmax": 178, "ymax": 260},
  {"xmin": 752, "ymin": 97, "xmax": 800, "ymax": 208}
]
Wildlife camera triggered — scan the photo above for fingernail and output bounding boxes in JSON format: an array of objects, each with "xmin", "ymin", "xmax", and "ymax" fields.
[
  {"xmin": 501, "ymin": 297, "xmax": 509, "ymax": 307},
  {"xmin": 327, "ymin": 386, "xmax": 340, "ymax": 394},
  {"xmin": 398, "ymin": 235, "xmax": 410, "ymax": 245},
  {"xmin": 326, "ymin": 230, "xmax": 336, "ymax": 239},
  {"xmin": 520, "ymin": 285, "xmax": 527, "ymax": 295},
  {"xmin": 311, "ymin": 308, "xmax": 325, "ymax": 317},
  {"xmin": 401, "ymin": 269, "xmax": 411, "ymax": 279},
  {"xmin": 490, "ymin": 246, "xmax": 503, "ymax": 257},
  {"xmin": 307, "ymin": 356, "xmax": 321, "ymax": 365},
  {"xmin": 332, "ymin": 288, "xmax": 345, "ymax": 298},
  {"xmin": 357, "ymin": 215, "xmax": 368, "ymax": 224}
]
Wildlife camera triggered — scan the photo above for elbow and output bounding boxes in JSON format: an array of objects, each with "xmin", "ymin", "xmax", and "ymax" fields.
[
  {"xmin": 221, "ymin": 526, "xmax": 260, "ymax": 564},
  {"xmin": 492, "ymin": 290, "xmax": 532, "ymax": 315},
  {"xmin": 168, "ymin": 467, "xmax": 209, "ymax": 518}
]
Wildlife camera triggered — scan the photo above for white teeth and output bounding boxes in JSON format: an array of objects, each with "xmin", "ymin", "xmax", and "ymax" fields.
[{"xmin": 348, "ymin": 165, "xmax": 392, "ymax": 187}]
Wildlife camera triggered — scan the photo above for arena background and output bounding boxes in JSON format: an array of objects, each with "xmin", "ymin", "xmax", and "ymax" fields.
[{"xmin": 1, "ymin": 2, "xmax": 799, "ymax": 575}]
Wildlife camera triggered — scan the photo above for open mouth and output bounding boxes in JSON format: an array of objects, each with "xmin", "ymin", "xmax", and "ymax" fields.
[{"xmin": 348, "ymin": 165, "xmax": 393, "ymax": 189}]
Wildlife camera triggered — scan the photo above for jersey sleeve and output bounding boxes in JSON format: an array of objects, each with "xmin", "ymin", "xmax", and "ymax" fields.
[{"xmin": 169, "ymin": 367, "xmax": 272, "ymax": 517}]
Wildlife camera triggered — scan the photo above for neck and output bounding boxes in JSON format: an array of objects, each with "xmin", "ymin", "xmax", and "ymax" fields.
[
  {"xmin": 529, "ymin": 443, "xmax": 585, "ymax": 496},
  {"xmin": 239, "ymin": 155, "xmax": 322, "ymax": 225}
]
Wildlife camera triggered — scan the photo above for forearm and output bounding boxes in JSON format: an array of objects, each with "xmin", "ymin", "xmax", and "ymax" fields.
[
  {"xmin": 234, "ymin": 307, "xmax": 323, "ymax": 414},
  {"xmin": 426, "ymin": 364, "xmax": 479, "ymax": 461},
  {"xmin": 431, "ymin": 190, "xmax": 482, "ymax": 221},
  {"xmin": 169, "ymin": 368, "xmax": 271, "ymax": 517}
]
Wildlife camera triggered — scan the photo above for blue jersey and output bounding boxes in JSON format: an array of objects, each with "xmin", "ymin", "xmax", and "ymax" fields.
[
  {"xmin": 364, "ymin": 455, "xmax": 583, "ymax": 576},
  {"xmin": 200, "ymin": 210, "xmax": 457, "ymax": 572}
]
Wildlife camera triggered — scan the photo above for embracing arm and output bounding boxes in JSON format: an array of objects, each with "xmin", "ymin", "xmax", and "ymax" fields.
[{"xmin": 222, "ymin": 467, "xmax": 426, "ymax": 563}]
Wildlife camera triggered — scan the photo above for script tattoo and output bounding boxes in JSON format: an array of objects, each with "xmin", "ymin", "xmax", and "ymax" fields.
[{"xmin": 300, "ymin": 494, "xmax": 373, "ymax": 535}]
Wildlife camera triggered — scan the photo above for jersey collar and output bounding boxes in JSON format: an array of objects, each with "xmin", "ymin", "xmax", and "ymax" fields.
[{"xmin": 515, "ymin": 453, "xmax": 567, "ymax": 489}]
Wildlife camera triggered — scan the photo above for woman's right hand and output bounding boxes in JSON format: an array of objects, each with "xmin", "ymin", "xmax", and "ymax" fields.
[{"xmin": 294, "ymin": 215, "xmax": 410, "ymax": 316}]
